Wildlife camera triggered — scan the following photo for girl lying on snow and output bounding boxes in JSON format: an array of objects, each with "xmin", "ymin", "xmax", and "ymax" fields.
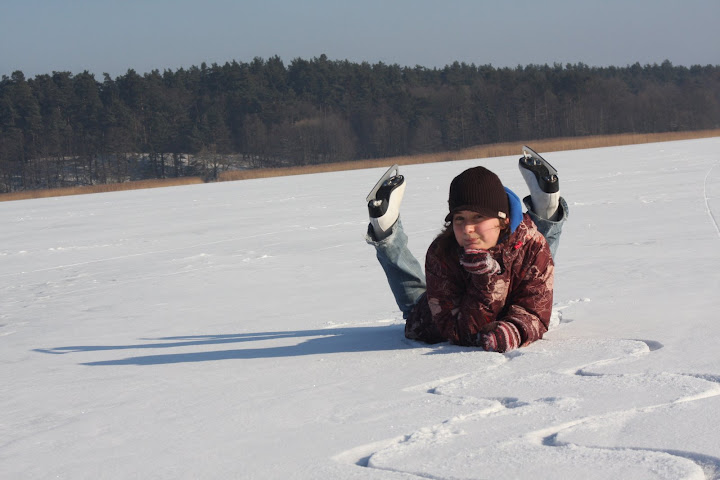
[{"xmin": 365, "ymin": 148, "xmax": 569, "ymax": 353}]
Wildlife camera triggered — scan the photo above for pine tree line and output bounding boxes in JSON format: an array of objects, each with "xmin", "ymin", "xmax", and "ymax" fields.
[{"xmin": 1, "ymin": 56, "xmax": 718, "ymax": 192}]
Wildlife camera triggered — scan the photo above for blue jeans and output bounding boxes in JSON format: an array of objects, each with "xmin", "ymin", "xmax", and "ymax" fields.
[
  {"xmin": 366, "ymin": 198, "xmax": 569, "ymax": 317},
  {"xmin": 523, "ymin": 195, "xmax": 569, "ymax": 260},
  {"xmin": 365, "ymin": 219, "xmax": 427, "ymax": 318}
]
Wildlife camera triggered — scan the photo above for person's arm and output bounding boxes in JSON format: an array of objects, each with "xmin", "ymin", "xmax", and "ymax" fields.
[
  {"xmin": 425, "ymin": 246, "xmax": 500, "ymax": 346},
  {"xmin": 480, "ymin": 240, "xmax": 554, "ymax": 352}
]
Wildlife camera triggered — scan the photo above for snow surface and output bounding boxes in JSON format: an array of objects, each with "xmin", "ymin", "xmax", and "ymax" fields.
[{"xmin": 3, "ymin": 138, "xmax": 720, "ymax": 479}]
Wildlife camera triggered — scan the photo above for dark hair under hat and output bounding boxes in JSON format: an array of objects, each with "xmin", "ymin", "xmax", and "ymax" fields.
[{"xmin": 445, "ymin": 166, "xmax": 509, "ymax": 222}]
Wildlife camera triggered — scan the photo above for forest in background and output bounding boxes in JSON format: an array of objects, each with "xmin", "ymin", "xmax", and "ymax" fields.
[{"xmin": 1, "ymin": 56, "xmax": 719, "ymax": 193}]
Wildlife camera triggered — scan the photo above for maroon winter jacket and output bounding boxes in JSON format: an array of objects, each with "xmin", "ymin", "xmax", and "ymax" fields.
[{"xmin": 405, "ymin": 214, "xmax": 554, "ymax": 349}]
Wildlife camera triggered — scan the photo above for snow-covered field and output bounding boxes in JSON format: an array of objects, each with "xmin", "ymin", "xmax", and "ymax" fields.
[{"xmin": 2, "ymin": 138, "xmax": 720, "ymax": 479}]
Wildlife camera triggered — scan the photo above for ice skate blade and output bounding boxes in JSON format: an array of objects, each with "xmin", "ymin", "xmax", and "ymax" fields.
[
  {"xmin": 368, "ymin": 175, "xmax": 405, "ymax": 218},
  {"xmin": 366, "ymin": 164, "xmax": 401, "ymax": 203},
  {"xmin": 522, "ymin": 146, "xmax": 558, "ymax": 176},
  {"xmin": 520, "ymin": 145, "xmax": 559, "ymax": 194}
]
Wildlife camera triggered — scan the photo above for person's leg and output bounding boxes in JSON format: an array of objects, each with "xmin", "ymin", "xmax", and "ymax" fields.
[
  {"xmin": 366, "ymin": 166, "xmax": 427, "ymax": 317},
  {"xmin": 365, "ymin": 219, "xmax": 427, "ymax": 318},
  {"xmin": 518, "ymin": 147, "xmax": 569, "ymax": 259}
]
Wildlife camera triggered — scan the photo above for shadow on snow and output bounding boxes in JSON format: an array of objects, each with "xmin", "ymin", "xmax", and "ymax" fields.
[{"xmin": 33, "ymin": 324, "xmax": 425, "ymax": 366}]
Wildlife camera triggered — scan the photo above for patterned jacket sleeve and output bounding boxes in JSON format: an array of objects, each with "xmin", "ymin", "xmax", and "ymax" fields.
[
  {"xmin": 425, "ymin": 245, "xmax": 497, "ymax": 346},
  {"xmin": 499, "ymin": 237, "xmax": 554, "ymax": 347}
]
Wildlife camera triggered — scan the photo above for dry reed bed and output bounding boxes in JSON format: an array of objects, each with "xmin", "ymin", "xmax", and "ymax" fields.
[
  {"xmin": 2, "ymin": 130, "xmax": 718, "ymax": 202},
  {"xmin": 217, "ymin": 129, "xmax": 720, "ymax": 182},
  {"xmin": 0, "ymin": 177, "xmax": 204, "ymax": 202}
]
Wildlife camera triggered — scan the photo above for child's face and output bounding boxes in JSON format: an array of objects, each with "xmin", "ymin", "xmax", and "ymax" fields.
[{"xmin": 452, "ymin": 210, "xmax": 502, "ymax": 251}]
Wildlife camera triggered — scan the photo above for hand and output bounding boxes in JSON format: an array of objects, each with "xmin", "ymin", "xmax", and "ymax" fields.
[
  {"xmin": 478, "ymin": 321, "xmax": 521, "ymax": 353},
  {"xmin": 459, "ymin": 249, "xmax": 501, "ymax": 275}
]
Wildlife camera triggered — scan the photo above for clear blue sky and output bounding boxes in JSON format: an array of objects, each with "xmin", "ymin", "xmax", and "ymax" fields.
[{"xmin": 2, "ymin": 0, "xmax": 718, "ymax": 79}]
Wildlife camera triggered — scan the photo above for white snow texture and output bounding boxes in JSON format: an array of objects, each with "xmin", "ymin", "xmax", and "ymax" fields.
[{"xmin": 3, "ymin": 138, "xmax": 720, "ymax": 479}]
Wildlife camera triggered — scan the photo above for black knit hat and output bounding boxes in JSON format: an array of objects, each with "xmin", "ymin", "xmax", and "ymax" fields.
[{"xmin": 445, "ymin": 166, "xmax": 509, "ymax": 222}]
